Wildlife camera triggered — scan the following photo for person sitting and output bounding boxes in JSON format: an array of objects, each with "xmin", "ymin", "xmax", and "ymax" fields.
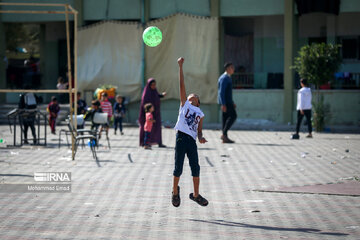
[{"xmin": 84, "ymin": 100, "xmax": 103, "ymax": 131}]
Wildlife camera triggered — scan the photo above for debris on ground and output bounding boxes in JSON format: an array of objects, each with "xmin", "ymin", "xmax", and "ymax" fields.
[
  {"xmin": 250, "ymin": 210, "xmax": 261, "ymax": 213},
  {"xmin": 301, "ymin": 152, "xmax": 309, "ymax": 158},
  {"xmin": 339, "ymin": 177, "xmax": 354, "ymax": 181}
]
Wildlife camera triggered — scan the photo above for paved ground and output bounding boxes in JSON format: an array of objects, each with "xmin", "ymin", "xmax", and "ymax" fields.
[{"xmin": 0, "ymin": 124, "xmax": 360, "ymax": 240}]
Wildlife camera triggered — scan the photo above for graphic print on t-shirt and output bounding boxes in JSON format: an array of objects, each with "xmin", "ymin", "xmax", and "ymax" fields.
[{"xmin": 184, "ymin": 108, "xmax": 201, "ymax": 132}]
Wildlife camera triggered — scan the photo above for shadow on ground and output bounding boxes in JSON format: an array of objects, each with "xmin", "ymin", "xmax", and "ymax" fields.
[{"xmin": 189, "ymin": 219, "xmax": 349, "ymax": 236}]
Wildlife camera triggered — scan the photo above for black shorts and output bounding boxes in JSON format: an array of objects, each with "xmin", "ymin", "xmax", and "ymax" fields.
[{"xmin": 173, "ymin": 131, "xmax": 200, "ymax": 177}]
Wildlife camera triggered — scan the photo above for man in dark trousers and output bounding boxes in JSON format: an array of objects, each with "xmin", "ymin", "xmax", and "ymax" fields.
[
  {"xmin": 18, "ymin": 91, "xmax": 39, "ymax": 144},
  {"xmin": 218, "ymin": 62, "xmax": 237, "ymax": 143}
]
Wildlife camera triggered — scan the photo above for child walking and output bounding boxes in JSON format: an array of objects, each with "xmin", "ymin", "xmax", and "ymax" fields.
[
  {"xmin": 172, "ymin": 57, "xmax": 208, "ymax": 207},
  {"xmin": 292, "ymin": 78, "xmax": 313, "ymax": 139},
  {"xmin": 143, "ymin": 103, "xmax": 155, "ymax": 149},
  {"xmin": 113, "ymin": 95, "xmax": 126, "ymax": 135},
  {"xmin": 47, "ymin": 96, "xmax": 60, "ymax": 134}
]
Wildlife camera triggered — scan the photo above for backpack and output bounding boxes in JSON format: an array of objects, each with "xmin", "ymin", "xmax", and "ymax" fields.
[{"xmin": 24, "ymin": 93, "xmax": 37, "ymax": 109}]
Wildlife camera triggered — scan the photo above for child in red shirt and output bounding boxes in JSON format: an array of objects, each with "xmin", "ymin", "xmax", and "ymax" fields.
[
  {"xmin": 144, "ymin": 103, "xmax": 155, "ymax": 150},
  {"xmin": 47, "ymin": 96, "xmax": 60, "ymax": 134}
]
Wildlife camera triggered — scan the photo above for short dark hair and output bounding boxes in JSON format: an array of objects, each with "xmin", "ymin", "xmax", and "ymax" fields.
[
  {"xmin": 92, "ymin": 99, "xmax": 100, "ymax": 107},
  {"xmin": 300, "ymin": 79, "xmax": 308, "ymax": 86},
  {"xmin": 144, "ymin": 103, "xmax": 153, "ymax": 113},
  {"xmin": 101, "ymin": 92, "xmax": 108, "ymax": 97},
  {"xmin": 224, "ymin": 62, "xmax": 233, "ymax": 71},
  {"xmin": 51, "ymin": 96, "xmax": 57, "ymax": 102}
]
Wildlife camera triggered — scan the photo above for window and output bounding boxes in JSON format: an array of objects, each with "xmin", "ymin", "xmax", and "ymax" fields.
[
  {"xmin": 308, "ymin": 37, "xmax": 326, "ymax": 45},
  {"xmin": 341, "ymin": 37, "xmax": 359, "ymax": 60}
]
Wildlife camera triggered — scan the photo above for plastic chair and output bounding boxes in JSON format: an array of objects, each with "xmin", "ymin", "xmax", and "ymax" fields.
[
  {"xmin": 59, "ymin": 115, "xmax": 96, "ymax": 148},
  {"xmin": 93, "ymin": 112, "xmax": 111, "ymax": 149},
  {"xmin": 65, "ymin": 119, "xmax": 97, "ymax": 160}
]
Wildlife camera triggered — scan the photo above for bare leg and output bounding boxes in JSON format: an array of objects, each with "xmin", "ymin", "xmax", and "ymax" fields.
[
  {"xmin": 99, "ymin": 126, "xmax": 103, "ymax": 138},
  {"xmin": 193, "ymin": 177, "xmax": 199, "ymax": 197},
  {"xmin": 173, "ymin": 176, "xmax": 180, "ymax": 194}
]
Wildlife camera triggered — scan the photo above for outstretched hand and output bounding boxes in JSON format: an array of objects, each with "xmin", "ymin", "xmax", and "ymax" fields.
[{"xmin": 177, "ymin": 57, "xmax": 184, "ymax": 66}]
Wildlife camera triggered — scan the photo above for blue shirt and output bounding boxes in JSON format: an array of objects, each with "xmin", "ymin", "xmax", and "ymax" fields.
[{"xmin": 218, "ymin": 73, "xmax": 233, "ymax": 105}]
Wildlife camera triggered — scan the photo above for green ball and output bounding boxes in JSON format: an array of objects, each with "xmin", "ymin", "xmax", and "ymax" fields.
[{"xmin": 143, "ymin": 26, "xmax": 162, "ymax": 47}]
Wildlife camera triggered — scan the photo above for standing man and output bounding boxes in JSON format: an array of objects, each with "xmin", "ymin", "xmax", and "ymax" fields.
[
  {"xmin": 218, "ymin": 62, "xmax": 237, "ymax": 143},
  {"xmin": 18, "ymin": 90, "xmax": 39, "ymax": 144}
]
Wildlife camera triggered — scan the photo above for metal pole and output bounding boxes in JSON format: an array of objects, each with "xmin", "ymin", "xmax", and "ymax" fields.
[
  {"xmin": 14, "ymin": 115, "xmax": 17, "ymax": 146},
  {"xmin": 65, "ymin": 4, "xmax": 75, "ymax": 160},
  {"xmin": 141, "ymin": 0, "xmax": 146, "ymax": 89},
  {"xmin": 0, "ymin": 10, "xmax": 74, "ymax": 14}
]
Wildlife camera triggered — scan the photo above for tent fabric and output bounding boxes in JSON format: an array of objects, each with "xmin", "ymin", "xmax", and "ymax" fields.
[
  {"xmin": 77, "ymin": 14, "xmax": 219, "ymax": 104},
  {"xmin": 145, "ymin": 14, "xmax": 219, "ymax": 104},
  {"xmin": 77, "ymin": 21, "xmax": 143, "ymax": 102}
]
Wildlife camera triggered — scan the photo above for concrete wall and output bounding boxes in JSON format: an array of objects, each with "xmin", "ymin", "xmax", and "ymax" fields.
[
  {"xmin": 150, "ymin": 0, "xmax": 210, "ymax": 18},
  {"xmin": 124, "ymin": 89, "xmax": 360, "ymax": 126},
  {"xmin": 233, "ymin": 89, "xmax": 284, "ymax": 123},
  {"xmin": 84, "ymin": 0, "xmax": 141, "ymax": 21},
  {"xmin": 292, "ymin": 90, "xmax": 360, "ymax": 126},
  {"xmin": 340, "ymin": 0, "xmax": 360, "ymax": 13},
  {"xmin": 221, "ymin": 0, "xmax": 284, "ymax": 17}
]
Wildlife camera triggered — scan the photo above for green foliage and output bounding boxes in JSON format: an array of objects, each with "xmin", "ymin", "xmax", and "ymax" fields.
[
  {"xmin": 312, "ymin": 95, "xmax": 331, "ymax": 132},
  {"xmin": 293, "ymin": 43, "xmax": 342, "ymax": 88},
  {"xmin": 293, "ymin": 43, "xmax": 341, "ymax": 132}
]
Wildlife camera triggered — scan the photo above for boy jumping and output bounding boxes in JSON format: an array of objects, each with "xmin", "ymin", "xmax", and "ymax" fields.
[{"xmin": 172, "ymin": 57, "xmax": 208, "ymax": 207}]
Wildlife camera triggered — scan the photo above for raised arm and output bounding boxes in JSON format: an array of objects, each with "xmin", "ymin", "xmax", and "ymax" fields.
[{"xmin": 177, "ymin": 57, "xmax": 187, "ymax": 107}]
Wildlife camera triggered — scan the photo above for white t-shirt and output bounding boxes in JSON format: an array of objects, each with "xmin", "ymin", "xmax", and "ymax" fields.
[
  {"xmin": 174, "ymin": 100, "xmax": 205, "ymax": 140},
  {"xmin": 296, "ymin": 87, "xmax": 312, "ymax": 110}
]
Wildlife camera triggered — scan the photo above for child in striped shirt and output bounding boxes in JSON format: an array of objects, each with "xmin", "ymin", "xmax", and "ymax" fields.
[{"xmin": 100, "ymin": 92, "xmax": 112, "ymax": 139}]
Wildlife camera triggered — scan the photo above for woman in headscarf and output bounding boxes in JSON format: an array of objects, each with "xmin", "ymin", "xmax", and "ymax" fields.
[{"xmin": 139, "ymin": 78, "xmax": 167, "ymax": 147}]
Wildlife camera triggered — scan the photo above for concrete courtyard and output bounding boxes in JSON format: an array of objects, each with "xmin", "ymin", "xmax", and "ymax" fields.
[{"xmin": 0, "ymin": 124, "xmax": 359, "ymax": 239}]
